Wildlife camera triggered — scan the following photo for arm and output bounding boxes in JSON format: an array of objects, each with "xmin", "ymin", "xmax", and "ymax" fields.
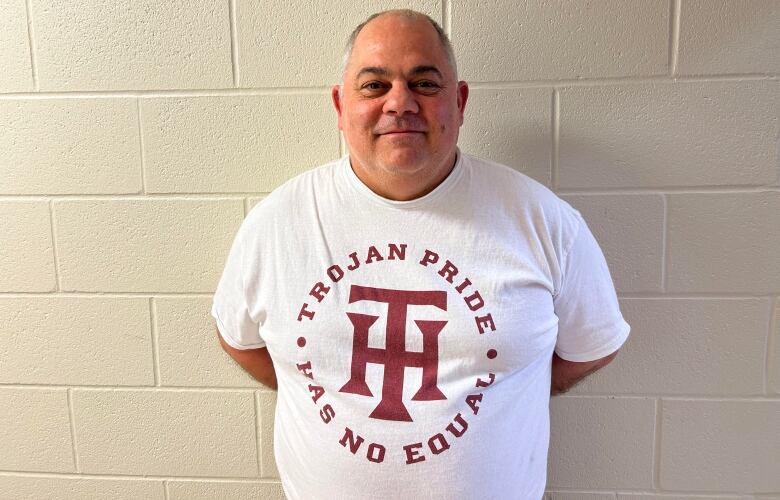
[
  {"xmin": 550, "ymin": 349, "xmax": 619, "ymax": 396},
  {"xmin": 216, "ymin": 327, "xmax": 278, "ymax": 390}
]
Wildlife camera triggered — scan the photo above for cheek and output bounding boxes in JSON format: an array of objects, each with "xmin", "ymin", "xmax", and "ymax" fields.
[
  {"xmin": 429, "ymin": 104, "xmax": 457, "ymax": 130},
  {"xmin": 349, "ymin": 102, "xmax": 380, "ymax": 127}
]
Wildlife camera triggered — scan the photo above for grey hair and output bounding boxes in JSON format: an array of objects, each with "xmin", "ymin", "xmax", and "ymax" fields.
[{"xmin": 340, "ymin": 9, "xmax": 458, "ymax": 82}]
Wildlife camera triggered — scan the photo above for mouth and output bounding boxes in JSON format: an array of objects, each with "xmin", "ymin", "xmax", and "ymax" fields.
[{"xmin": 377, "ymin": 130, "xmax": 426, "ymax": 137}]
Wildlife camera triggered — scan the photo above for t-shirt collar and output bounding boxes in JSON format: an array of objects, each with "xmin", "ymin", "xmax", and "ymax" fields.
[{"xmin": 342, "ymin": 148, "xmax": 464, "ymax": 209}]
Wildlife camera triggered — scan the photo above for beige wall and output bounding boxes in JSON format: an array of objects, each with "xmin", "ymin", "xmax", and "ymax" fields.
[{"xmin": 1, "ymin": 0, "xmax": 778, "ymax": 498}]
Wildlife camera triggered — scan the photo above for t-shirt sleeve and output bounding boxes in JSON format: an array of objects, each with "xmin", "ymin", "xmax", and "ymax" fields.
[
  {"xmin": 552, "ymin": 213, "xmax": 630, "ymax": 362},
  {"xmin": 210, "ymin": 222, "xmax": 266, "ymax": 350}
]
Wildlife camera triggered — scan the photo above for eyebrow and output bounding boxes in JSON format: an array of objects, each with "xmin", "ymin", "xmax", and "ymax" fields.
[{"xmin": 355, "ymin": 65, "xmax": 444, "ymax": 80}]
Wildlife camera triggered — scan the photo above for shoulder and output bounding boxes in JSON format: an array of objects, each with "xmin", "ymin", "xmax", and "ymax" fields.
[
  {"xmin": 236, "ymin": 157, "xmax": 343, "ymax": 243},
  {"xmin": 246, "ymin": 158, "xmax": 341, "ymax": 217},
  {"xmin": 462, "ymin": 152, "xmax": 583, "ymax": 235}
]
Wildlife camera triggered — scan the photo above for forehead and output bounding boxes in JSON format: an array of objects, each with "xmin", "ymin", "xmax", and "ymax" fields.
[{"xmin": 347, "ymin": 15, "xmax": 449, "ymax": 76}]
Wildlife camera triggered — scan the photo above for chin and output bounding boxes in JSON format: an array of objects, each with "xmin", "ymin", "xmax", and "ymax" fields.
[{"xmin": 379, "ymin": 153, "xmax": 427, "ymax": 175}]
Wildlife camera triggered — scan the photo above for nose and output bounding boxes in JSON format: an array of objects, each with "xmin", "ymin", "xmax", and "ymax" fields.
[{"xmin": 382, "ymin": 83, "xmax": 419, "ymax": 116}]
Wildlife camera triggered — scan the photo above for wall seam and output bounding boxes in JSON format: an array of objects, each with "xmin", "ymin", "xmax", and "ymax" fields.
[
  {"xmin": 551, "ymin": 88, "xmax": 559, "ymax": 189},
  {"xmin": 1, "ymin": 187, "xmax": 777, "ymax": 200},
  {"xmin": 442, "ymin": 0, "xmax": 450, "ymax": 36},
  {"xmin": 229, "ymin": 0, "xmax": 240, "ymax": 87},
  {"xmin": 0, "ymin": 88, "xmax": 333, "ymax": 99},
  {"xmin": 661, "ymin": 193, "xmax": 668, "ymax": 292},
  {"xmin": 0, "ymin": 469, "xmax": 285, "ymax": 483},
  {"xmin": 0, "ymin": 384, "xmax": 273, "ymax": 392},
  {"xmin": 775, "ymin": 122, "xmax": 780, "ymax": 186},
  {"xmin": 0, "ymin": 292, "xmax": 776, "ymax": 300},
  {"xmin": 0, "ymin": 194, "xmax": 275, "ymax": 200},
  {"xmin": 548, "ymin": 487, "xmax": 755, "ymax": 496},
  {"xmin": 548, "ymin": 491, "xmax": 617, "ymax": 498},
  {"xmin": 136, "ymin": 99, "xmax": 147, "ymax": 194},
  {"xmin": 619, "ymin": 293, "xmax": 774, "ymax": 299},
  {"xmin": 0, "ymin": 292, "xmax": 218, "ymax": 298},
  {"xmin": 66, "ymin": 388, "xmax": 80, "ymax": 472},
  {"xmin": 163, "ymin": 479, "xmax": 170, "ymax": 500},
  {"xmin": 556, "ymin": 392, "xmax": 780, "ymax": 399},
  {"xmin": 254, "ymin": 391, "xmax": 263, "ymax": 477},
  {"xmin": 150, "ymin": 297, "xmax": 161, "ymax": 387},
  {"xmin": 558, "ymin": 395, "xmax": 780, "ymax": 402},
  {"xmin": 0, "ymin": 383, "xmax": 773, "ymax": 398},
  {"xmin": 766, "ymin": 296, "xmax": 778, "ymax": 395},
  {"xmin": 669, "ymin": 0, "xmax": 681, "ymax": 76},
  {"xmin": 23, "ymin": 0, "xmax": 38, "ymax": 91},
  {"xmin": 653, "ymin": 397, "xmax": 662, "ymax": 489},
  {"xmin": 48, "ymin": 201, "xmax": 61, "ymax": 292},
  {"xmin": 2, "ymin": 292, "xmax": 775, "ymax": 299},
  {"xmin": 555, "ymin": 186, "xmax": 780, "ymax": 194},
  {"xmin": 0, "ymin": 74, "xmax": 774, "ymax": 101}
]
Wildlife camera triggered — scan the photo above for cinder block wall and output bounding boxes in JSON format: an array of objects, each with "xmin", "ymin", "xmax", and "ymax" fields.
[{"xmin": 1, "ymin": 0, "xmax": 778, "ymax": 498}]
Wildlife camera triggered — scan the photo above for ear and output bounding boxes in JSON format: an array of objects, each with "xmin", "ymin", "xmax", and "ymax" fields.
[
  {"xmin": 456, "ymin": 81, "xmax": 469, "ymax": 125},
  {"xmin": 331, "ymin": 85, "xmax": 344, "ymax": 130}
]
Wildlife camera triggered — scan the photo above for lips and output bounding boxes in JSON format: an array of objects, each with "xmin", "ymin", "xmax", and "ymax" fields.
[{"xmin": 377, "ymin": 130, "xmax": 425, "ymax": 136}]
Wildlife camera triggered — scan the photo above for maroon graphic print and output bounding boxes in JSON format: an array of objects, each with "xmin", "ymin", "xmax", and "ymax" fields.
[
  {"xmin": 293, "ymin": 244, "xmax": 499, "ymax": 465},
  {"xmin": 339, "ymin": 284, "xmax": 447, "ymax": 422}
]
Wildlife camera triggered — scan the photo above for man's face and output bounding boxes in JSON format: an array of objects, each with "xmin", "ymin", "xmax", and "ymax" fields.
[{"xmin": 332, "ymin": 14, "xmax": 468, "ymax": 197}]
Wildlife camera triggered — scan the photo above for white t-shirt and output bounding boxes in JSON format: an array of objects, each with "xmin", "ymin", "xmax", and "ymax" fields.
[{"xmin": 211, "ymin": 151, "xmax": 630, "ymax": 500}]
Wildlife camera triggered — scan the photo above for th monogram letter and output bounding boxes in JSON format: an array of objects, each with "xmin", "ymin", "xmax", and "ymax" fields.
[{"xmin": 339, "ymin": 285, "xmax": 448, "ymax": 422}]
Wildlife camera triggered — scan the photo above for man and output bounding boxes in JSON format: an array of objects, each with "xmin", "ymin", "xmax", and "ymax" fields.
[{"xmin": 211, "ymin": 9, "xmax": 629, "ymax": 500}]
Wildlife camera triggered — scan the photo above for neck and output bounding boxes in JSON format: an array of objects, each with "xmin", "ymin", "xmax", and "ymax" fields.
[{"xmin": 349, "ymin": 150, "xmax": 459, "ymax": 202}]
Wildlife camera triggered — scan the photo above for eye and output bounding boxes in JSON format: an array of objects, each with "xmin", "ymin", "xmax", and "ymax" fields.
[
  {"xmin": 412, "ymin": 80, "xmax": 441, "ymax": 94},
  {"xmin": 360, "ymin": 81, "xmax": 386, "ymax": 92}
]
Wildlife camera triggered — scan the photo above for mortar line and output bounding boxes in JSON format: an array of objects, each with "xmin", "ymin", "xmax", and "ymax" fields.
[
  {"xmin": 669, "ymin": 0, "xmax": 681, "ymax": 76},
  {"xmin": 545, "ymin": 491, "xmax": 612, "ymax": 495},
  {"xmin": 765, "ymin": 297, "xmax": 778, "ymax": 395},
  {"xmin": 551, "ymin": 88, "xmax": 559, "ymax": 189},
  {"xmin": 661, "ymin": 194, "xmax": 668, "ymax": 292},
  {"xmin": 443, "ymin": 0, "xmax": 451, "ymax": 37},
  {"xmin": 0, "ymin": 383, "xmax": 268, "ymax": 392},
  {"xmin": 0, "ymin": 193, "xmax": 272, "ymax": 200},
  {"xmin": 546, "ymin": 492, "xmax": 619, "ymax": 499},
  {"xmin": 549, "ymin": 488, "xmax": 749, "ymax": 497},
  {"xmin": 0, "ymin": 470, "xmax": 283, "ymax": 483},
  {"xmin": 653, "ymin": 397, "xmax": 662, "ymax": 489},
  {"xmin": 0, "ymin": 291, "xmax": 777, "ymax": 300},
  {"xmin": 555, "ymin": 186, "xmax": 780, "ymax": 195},
  {"xmin": 617, "ymin": 293, "xmax": 776, "ymax": 299},
  {"xmin": 150, "ymin": 297, "xmax": 161, "ymax": 386},
  {"xmin": 432, "ymin": 74, "xmax": 779, "ymax": 88},
  {"xmin": 0, "ymin": 292, "xmax": 216, "ymax": 298},
  {"xmin": 0, "ymin": 290, "xmax": 777, "ymax": 300},
  {"xmin": 229, "ymin": 0, "xmax": 240, "ymax": 87},
  {"xmin": 66, "ymin": 388, "xmax": 80, "ymax": 472},
  {"xmin": 0, "ymin": 473, "xmax": 761, "ymax": 496},
  {"xmin": 558, "ymin": 394, "xmax": 780, "ymax": 401},
  {"xmin": 48, "ymin": 201, "xmax": 61, "ymax": 292},
  {"xmin": 136, "ymin": 99, "xmax": 146, "ymax": 194},
  {"xmin": 254, "ymin": 392, "xmax": 263, "ymax": 477},
  {"xmin": 163, "ymin": 480, "xmax": 170, "ymax": 500},
  {"xmin": 775, "ymin": 128, "xmax": 780, "ymax": 186},
  {"xmin": 1, "ymin": 186, "xmax": 776, "ymax": 201},
  {"xmin": 0, "ymin": 87, "xmax": 331, "ymax": 99},
  {"xmin": 0, "ymin": 75, "xmax": 775, "ymax": 100},
  {"xmin": 23, "ymin": 0, "xmax": 38, "ymax": 91}
]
